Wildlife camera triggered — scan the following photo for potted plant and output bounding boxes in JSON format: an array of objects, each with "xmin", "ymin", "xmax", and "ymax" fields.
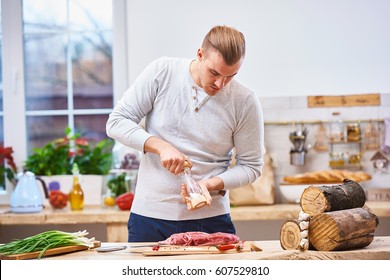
[
  {"xmin": 24, "ymin": 128, "xmax": 114, "ymax": 206},
  {"xmin": 25, "ymin": 127, "xmax": 113, "ymax": 176}
]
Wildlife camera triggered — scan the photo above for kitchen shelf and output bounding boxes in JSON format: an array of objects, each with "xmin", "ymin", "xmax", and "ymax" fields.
[{"xmin": 328, "ymin": 120, "xmax": 364, "ymax": 170}]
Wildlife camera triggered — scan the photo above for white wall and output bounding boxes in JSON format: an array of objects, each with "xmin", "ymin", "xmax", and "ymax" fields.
[{"xmin": 125, "ymin": 0, "xmax": 390, "ymax": 97}]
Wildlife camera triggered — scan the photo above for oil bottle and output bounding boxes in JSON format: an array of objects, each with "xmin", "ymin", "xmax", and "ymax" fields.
[
  {"xmin": 180, "ymin": 161, "xmax": 207, "ymax": 210},
  {"xmin": 69, "ymin": 163, "xmax": 84, "ymax": 210}
]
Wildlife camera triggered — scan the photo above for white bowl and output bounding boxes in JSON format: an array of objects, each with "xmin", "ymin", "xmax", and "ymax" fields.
[
  {"xmin": 279, "ymin": 184, "xmax": 310, "ymax": 204},
  {"xmin": 279, "ymin": 183, "xmax": 336, "ymax": 203}
]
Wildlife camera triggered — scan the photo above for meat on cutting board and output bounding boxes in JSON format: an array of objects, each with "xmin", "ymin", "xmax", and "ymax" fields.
[{"xmin": 158, "ymin": 231, "xmax": 240, "ymax": 246}]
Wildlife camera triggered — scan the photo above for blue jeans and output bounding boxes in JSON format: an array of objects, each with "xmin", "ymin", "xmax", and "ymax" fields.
[{"xmin": 128, "ymin": 212, "xmax": 236, "ymax": 242}]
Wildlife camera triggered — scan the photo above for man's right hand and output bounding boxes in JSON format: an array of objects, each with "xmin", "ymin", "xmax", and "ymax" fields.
[{"xmin": 144, "ymin": 136, "xmax": 191, "ymax": 175}]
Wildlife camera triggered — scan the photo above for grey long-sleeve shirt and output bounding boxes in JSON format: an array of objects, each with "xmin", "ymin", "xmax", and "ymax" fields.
[{"xmin": 106, "ymin": 57, "xmax": 264, "ymax": 220}]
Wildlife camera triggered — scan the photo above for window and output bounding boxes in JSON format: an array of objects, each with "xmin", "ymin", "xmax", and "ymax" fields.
[
  {"xmin": 0, "ymin": 0, "xmax": 127, "ymax": 200},
  {"xmin": 0, "ymin": 0, "xmax": 6, "ymax": 191},
  {"xmin": 23, "ymin": 0, "xmax": 113, "ymax": 150}
]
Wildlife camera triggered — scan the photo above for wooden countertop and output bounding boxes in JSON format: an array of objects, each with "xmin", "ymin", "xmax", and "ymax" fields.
[
  {"xmin": 0, "ymin": 206, "xmax": 130, "ymax": 225},
  {"xmin": 1, "ymin": 201, "xmax": 389, "ymax": 225},
  {"xmin": 39, "ymin": 236, "xmax": 390, "ymax": 260}
]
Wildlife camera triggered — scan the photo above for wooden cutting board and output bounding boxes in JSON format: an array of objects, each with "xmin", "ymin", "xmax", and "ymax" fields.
[
  {"xmin": 142, "ymin": 242, "xmax": 260, "ymax": 256},
  {"xmin": 0, "ymin": 240, "xmax": 101, "ymax": 260}
]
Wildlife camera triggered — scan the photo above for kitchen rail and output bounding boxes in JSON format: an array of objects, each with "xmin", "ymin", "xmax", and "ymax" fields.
[
  {"xmin": 265, "ymin": 118, "xmax": 384, "ymax": 126},
  {"xmin": 1, "ymin": 201, "xmax": 389, "ymax": 242}
]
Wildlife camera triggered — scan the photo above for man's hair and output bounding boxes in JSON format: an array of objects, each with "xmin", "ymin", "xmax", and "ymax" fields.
[{"xmin": 202, "ymin": 25, "xmax": 246, "ymax": 65}]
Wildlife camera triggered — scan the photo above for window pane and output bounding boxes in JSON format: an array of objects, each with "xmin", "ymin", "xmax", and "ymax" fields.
[
  {"xmin": 0, "ymin": 35, "xmax": 3, "ymax": 110},
  {"xmin": 72, "ymin": 31, "xmax": 113, "ymax": 109},
  {"xmin": 27, "ymin": 115, "xmax": 109, "ymax": 154},
  {"xmin": 23, "ymin": 0, "xmax": 67, "ymax": 33},
  {"xmin": 0, "ymin": 1, "xmax": 4, "ymax": 191},
  {"xmin": 23, "ymin": 0, "xmax": 113, "ymax": 159},
  {"xmin": 0, "ymin": 1, "xmax": 2, "ymax": 111},
  {"xmin": 0, "ymin": 117, "xmax": 3, "ymax": 144},
  {"xmin": 27, "ymin": 115, "xmax": 109, "ymax": 153},
  {"xmin": 75, "ymin": 115, "xmax": 109, "ymax": 142},
  {"xmin": 27, "ymin": 116, "xmax": 69, "ymax": 153},
  {"xmin": 24, "ymin": 33, "xmax": 68, "ymax": 110},
  {"xmin": 69, "ymin": 0, "xmax": 112, "ymax": 31},
  {"xmin": 0, "ymin": 116, "xmax": 4, "ymax": 190}
]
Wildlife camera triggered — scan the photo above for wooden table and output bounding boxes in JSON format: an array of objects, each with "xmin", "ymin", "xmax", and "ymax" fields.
[
  {"xmin": 1, "ymin": 201, "xmax": 389, "ymax": 242},
  {"xmin": 40, "ymin": 236, "xmax": 390, "ymax": 260}
]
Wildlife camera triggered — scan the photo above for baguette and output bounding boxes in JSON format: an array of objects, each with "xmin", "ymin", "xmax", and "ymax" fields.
[{"xmin": 283, "ymin": 170, "xmax": 371, "ymax": 184}]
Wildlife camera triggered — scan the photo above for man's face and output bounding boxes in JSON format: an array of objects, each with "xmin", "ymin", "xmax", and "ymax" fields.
[{"xmin": 197, "ymin": 48, "xmax": 243, "ymax": 96}]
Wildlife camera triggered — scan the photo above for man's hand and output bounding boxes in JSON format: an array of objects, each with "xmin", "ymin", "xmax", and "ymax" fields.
[
  {"xmin": 144, "ymin": 136, "xmax": 190, "ymax": 175},
  {"xmin": 180, "ymin": 183, "xmax": 212, "ymax": 210},
  {"xmin": 159, "ymin": 148, "xmax": 191, "ymax": 175}
]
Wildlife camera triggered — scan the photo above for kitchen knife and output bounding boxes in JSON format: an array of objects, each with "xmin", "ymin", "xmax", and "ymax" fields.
[{"xmin": 96, "ymin": 245, "xmax": 127, "ymax": 252}]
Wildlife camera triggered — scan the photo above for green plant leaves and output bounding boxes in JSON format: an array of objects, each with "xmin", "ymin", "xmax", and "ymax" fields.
[{"xmin": 25, "ymin": 129, "xmax": 113, "ymax": 175}]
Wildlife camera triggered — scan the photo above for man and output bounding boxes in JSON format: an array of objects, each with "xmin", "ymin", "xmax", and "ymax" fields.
[{"xmin": 106, "ymin": 25, "xmax": 264, "ymax": 242}]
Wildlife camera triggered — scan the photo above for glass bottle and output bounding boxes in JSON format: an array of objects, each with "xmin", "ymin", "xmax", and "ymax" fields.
[
  {"xmin": 111, "ymin": 141, "xmax": 122, "ymax": 170},
  {"xmin": 313, "ymin": 123, "xmax": 329, "ymax": 152},
  {"xmin": 69, "ymin": 163, "xmax": 84, "ymax": 210},
  {"xmin": 330, "ymin": 112, "xmax": 345, "ymax": 143},
  {"xmin": 180, "ymin": 162, "xmax": 207, "ymax": 210},
  {"xmin": 364, "ymin": 121, "xmax": 379, "ymax": 150}
]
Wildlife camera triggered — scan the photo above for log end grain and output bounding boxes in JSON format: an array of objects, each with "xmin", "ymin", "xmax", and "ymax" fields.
[
  {"xmin": 300, "ymin": 186, "xmax": 329, "ymax": 216},
  {"xmin": 280, "ymin": 220, "xmax": 301, "ymax": 250}
]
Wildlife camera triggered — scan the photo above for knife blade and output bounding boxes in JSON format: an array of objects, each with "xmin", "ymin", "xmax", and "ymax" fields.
[{"xmin": 96, "ymin": 245, "xmax": 127, "ymax": 252}]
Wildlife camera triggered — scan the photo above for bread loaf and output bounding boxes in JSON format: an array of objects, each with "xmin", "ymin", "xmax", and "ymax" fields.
[{"xmin": 283, "ymin": 170, "xmax": 371, "ymax": 184}]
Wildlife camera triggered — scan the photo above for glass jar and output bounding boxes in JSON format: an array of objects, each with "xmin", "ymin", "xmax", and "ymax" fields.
[
  {"xmin": 329, "ymin": 152, "xmax": 345, "ymax": 168},
  {"xmin": 329, "ymin": 112, "xmax": 345, "ymax": 143},
  {"xmin": 347, "ymin": 123, "xmax": 360, "ymax": 142},
  {"xmin": 348, "ymin": 153, "xmax": 362, "ymax": 165},
  {"xmin": 102, "ymin": 188, "xmax": 116, "ymax": 208},
  {"xmin": 180, "ymin": 162, "xmax": 207, "ymax": 210},
  {"xmin": 48, "ymin": 181, "xmax": 68, "ymax": 209}
]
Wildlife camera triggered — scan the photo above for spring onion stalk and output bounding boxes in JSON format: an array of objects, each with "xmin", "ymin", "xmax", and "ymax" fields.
[{"xmin": 0, "ymin": 230, "xmax": 95, "ymax": 259}]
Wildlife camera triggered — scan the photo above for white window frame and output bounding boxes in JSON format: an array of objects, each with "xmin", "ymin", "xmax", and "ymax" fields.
[{"xmin": 0, "ymin": 0, "xmax": 128, "ymax": 204}]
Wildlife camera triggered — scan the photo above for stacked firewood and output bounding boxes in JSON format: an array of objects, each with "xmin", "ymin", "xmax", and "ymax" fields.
[{"xmin": 280, "ymin": 179, "xmax": 379, "ymax": 251}]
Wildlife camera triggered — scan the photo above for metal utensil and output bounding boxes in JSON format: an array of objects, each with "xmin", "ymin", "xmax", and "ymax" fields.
[{"xmin": 96, "ymin": 245, "xmax": 127, "ymax": 252}]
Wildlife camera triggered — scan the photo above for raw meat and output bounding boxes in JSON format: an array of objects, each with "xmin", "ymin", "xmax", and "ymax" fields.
[{"xmin": 158, "ymin": 231, "xmax": 240, "ymax": 246}]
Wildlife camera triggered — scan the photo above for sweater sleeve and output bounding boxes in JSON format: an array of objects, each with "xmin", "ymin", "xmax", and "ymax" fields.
[
  {"xmin": 106, "ymin": 58, "xmax": 165, "ymax": 152},
  {"xmin": 217, "ymin": 93, "xmax": 265, "ymax": 190}
]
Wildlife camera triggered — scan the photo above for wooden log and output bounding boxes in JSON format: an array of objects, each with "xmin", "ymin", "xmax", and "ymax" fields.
[
  {"xmin": 280, "ymin": 219, "xmax": 314, "ymax": 251},
  {"xmin": 309, "ymin": 207, "xmax": 379, "ymax": 251},
  {"xmin": 300, "ymin": 179, "xmax": 366, "ymax": 216},
  {"xmin": 280, "ymin": 219, "xmax": 301, "ymax": 250}
]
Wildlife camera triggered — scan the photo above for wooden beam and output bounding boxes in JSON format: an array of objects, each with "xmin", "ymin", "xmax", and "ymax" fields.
[{"xmin": 308, "ymin": 93, "xmax": 380, "ymax": 108}]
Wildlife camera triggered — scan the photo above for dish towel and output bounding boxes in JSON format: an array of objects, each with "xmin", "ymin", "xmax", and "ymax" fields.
[{"xmin": 383, "ymin": 116, "xmax": 390, "ymax": 154}]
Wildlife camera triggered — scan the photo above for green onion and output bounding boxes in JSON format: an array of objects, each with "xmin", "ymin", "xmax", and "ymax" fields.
[{"xmin": 0, "ymin": 230, "xmax": 95, "ymax": 259}]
